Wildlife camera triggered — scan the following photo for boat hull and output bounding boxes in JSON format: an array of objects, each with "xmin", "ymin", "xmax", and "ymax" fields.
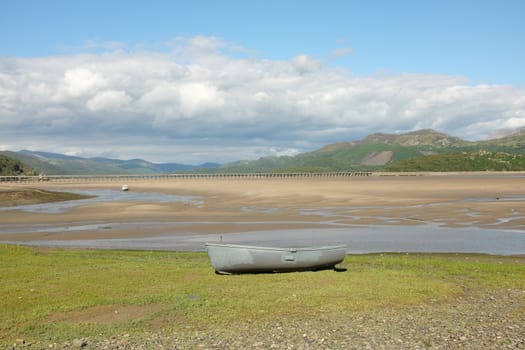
[{"xmin": 205, "ymin": 243, "xmax": 346, "ymax": 274}]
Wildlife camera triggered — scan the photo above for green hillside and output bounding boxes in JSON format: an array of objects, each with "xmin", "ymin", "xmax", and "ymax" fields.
[
  {"xmin": 0, "ymin": 155, "xmax": 34, "ymax": 176},
  {"xmin": 0, "ymin": 151, "xmax": 123, "ymax": 175},
  {"xmin": 215, "ymin": 129, "xmax": 525, "ymax": 173},
  {"xmin": 387, "ymin": 151, "xmax": 525, "ymax": 172},
  {"xmin": 0, "ymin": 151, "xmax": 64, "ymax": 175}
]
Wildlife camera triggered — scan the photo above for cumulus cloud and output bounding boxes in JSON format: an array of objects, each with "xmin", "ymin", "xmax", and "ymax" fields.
[
  {"xmin": 87, "ymin": 90, "xmax": 131, "ymax": 111},
  {"xmin": 1, "ymin": 36, "xmax": 525, "ymax": 163}
]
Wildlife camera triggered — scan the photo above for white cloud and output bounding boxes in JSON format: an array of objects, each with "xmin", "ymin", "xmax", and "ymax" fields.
[
  {"xmin": 86, "ymin": 90, "xmax": 131, "ymax": 111},
  {"xmin": 62, "ymin": 67, "xmax": 107, "ymax": 97},
  {"xmin": 1, "ymin": 36, "xmax": 525, "ymax": 163},
  {"xmin": 270, "ymin": 147, "xmax": 301, "ymax": 157},
  {"xmin": 178, "ymin": 82, "xmax": 224, "ymax": 117}
]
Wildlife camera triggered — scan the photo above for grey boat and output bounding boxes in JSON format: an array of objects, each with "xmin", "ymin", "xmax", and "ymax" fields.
[{"xmin": 205, "ymin": 243, "xmax": 347, "ymax": 274}]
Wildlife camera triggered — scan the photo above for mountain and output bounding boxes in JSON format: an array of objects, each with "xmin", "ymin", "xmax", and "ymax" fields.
[
  {"xmin": 3, "ymin": 128, "xmax": 524, "ymax": 174},
  {"xmin": 0, "ymin": 154, "xmax": 35, "ymax": 176},
  {"xmin": 0, "ymin": 150, "xmax": 220, "ymax": 175},
  {"xmin": 360, "ymin": 129, "xmax": 468, "ymax": 147},
  {"xmin": 216, "ymin": 129, "xmax": 525, "ymax": 172},
  {"xmin": 387, "ymin": 151, "xmax": 525, "ymax": 172}
]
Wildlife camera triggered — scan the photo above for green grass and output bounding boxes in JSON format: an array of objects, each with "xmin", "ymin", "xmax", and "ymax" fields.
[{"xmin": 1, "ymin": 245, "xmax": 524, "ymax": 345}]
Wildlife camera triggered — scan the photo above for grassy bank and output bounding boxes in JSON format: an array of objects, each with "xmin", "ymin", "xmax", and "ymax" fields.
[
  {"xmin": 1, "ymin": 245, "xmax": 524, "ymax": 346},
  {"xmin": 0, "ymin": 188, "xmax": 92, "ymax": 207}
]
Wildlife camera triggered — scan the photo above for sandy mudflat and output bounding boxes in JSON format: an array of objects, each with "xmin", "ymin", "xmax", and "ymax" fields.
[{"xmin": 0, "ymin": 173, "xmax": 524, "ymax": 243}]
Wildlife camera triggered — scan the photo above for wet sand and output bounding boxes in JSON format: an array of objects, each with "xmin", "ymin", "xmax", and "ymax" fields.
[{"xmin": 1, "ymin": 173, "xmax": 524, "ymax": 252}]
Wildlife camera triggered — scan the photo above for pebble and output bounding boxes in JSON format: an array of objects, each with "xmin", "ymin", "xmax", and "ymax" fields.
[
  {"xmin": 72, "ymin": 339, "xmax": 88, "ymax": 348},
  {"xmin": 10, "ymin": 290, "xmax": 525, "ymax": 350}
]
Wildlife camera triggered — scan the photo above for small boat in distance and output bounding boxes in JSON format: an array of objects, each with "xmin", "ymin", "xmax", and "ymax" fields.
[
  {"xmin": 121, "ymin": 184, "xmax": 129, "ymax": 191},
  {"xmin": 205, "ymin": 243, "xmax": 346, "ymax": 274}
]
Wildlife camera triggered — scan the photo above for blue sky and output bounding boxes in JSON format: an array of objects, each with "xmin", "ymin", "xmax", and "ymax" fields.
[
  {"xmin": 1, "ymin": 1, "xmax": 524, "ymax": 163},
  {"xmin": 3, "ymin": 0, "xmax": 523, "ymax": 85}
]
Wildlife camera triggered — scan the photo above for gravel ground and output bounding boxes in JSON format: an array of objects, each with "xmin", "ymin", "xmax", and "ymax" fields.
[{"xmin": 10, "ymin": 289, "xmax": 525, "ymax": 350}]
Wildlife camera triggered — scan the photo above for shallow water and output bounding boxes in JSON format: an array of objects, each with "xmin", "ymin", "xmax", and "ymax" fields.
[
  {"xmin": 3, "ymin": 224, "xmax": 524, "ymax": 255},
  {"xmin": 0, "ymin": 221, "xmax": 179, "ymax": 234},
  {"xmin": 1, "ymin": 189, "xmax": 524, "ymax": 255},
  {"xmin": 0, "ymin": 189, "xmax": 201, "ymax": 213}
]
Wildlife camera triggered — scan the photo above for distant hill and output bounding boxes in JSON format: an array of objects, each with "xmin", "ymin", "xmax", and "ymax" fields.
[
  {"xmin": 3, "ymin": 128, "xmax": 525, "ymax": 174},
  {"xmin": 0, "ymin": 150, "xmax": 220, "ymax": 175},
  {"xmin": 387, "ymin": 151, "xmax": 525, "ymax": 172},
  {"xmin": 215, "ymin": 129, "xmax": 525, "ymax": 173},
  {"xmin": 0, "ymin": 154, "xmax": 34, "ymax": 176}
]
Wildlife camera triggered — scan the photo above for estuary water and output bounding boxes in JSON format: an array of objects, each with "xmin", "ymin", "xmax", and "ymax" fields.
[
  {"xmin": 2, "ymin": 225, "xmax": 524, "ymax": 255},
  {"xmin": 1, "ymin": 189, "xmax": 524, "ymax": 255}
]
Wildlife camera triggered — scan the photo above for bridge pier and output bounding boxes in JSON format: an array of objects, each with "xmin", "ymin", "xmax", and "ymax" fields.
[{"xmin": 0, "ymin": 171, "xmax": 372, "ymax": 183}]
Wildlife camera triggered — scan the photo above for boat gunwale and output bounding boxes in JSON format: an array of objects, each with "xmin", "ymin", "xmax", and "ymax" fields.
[{"xmin": 205, "ymin": 243, "xmax": 347, "ymax": 252}]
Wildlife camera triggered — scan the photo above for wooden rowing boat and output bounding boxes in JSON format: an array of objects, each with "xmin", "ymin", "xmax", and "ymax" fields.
[{"xmin": 205, "ymin": 243, "xmax": 346, "ymax": 274}]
